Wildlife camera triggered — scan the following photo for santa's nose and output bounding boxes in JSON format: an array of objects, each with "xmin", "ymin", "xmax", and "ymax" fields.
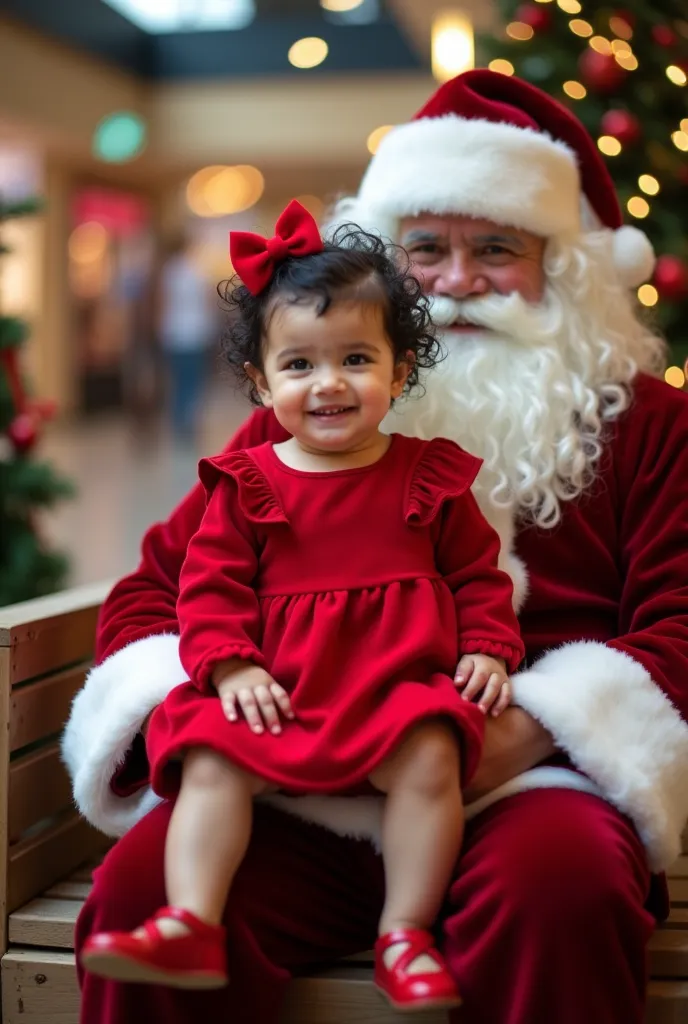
[{"xmin": 434, "ymin": 252, "xmax": 491, "ymax": 299}]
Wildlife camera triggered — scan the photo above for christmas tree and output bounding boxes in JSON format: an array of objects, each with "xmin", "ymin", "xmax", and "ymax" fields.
[
  {"xmin": 478, "ymin": 0, "xmax": 688, "ymax": 381},
  {"xmin": 0, "ymin": 194, "xmax": 73, "ymax": 607}
]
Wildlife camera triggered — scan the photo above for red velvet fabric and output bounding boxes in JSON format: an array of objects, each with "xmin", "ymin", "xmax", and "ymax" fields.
[
  {"xmin": 76, "ymin": 789, "xmax": 654, "ymax": 1024},
  {"xmin": 147, "ymin": 435, "xmax": 523, "ymax": 797},
  {"xmin": 414, "ymin": 69, "xmax": 623, "ymax": 230},
  {"xmin": 229, "ymin": 199, "xmax": 323, "ymax": 295}
]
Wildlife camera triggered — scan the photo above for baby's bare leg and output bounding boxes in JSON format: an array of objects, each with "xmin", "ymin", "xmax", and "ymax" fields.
[
  {"xmin": 159, "ymin": 747, "xmax": 269, "ymax": 935},
  {"xmin": 369, "ymin": 720, "xmax": 463, "ymax": 971}
]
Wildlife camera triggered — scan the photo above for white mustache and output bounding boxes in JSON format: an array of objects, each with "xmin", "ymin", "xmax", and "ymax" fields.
[{"xmin": 427, "ymin": 292, "xmax": 554, "ymax": 345}]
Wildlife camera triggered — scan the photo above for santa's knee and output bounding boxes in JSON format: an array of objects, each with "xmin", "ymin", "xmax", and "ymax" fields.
[{"xmin": 449, "ymin": 790, "xmax": 650, "ymax": 938}]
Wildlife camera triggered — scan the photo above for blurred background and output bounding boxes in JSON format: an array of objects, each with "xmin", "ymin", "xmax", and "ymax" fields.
[{"xmin": 0, "ymin": 0, "xmax": 686, "ymax": 599}]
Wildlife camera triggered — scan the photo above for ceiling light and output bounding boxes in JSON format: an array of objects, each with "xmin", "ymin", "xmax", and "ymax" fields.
[
  {"xmin": 102, "ymin": 0, "xmax": 255, "ymax": 33},
  {"xmin": 432, "ymin": 11, "xmax": 474, "ymax": 83}
]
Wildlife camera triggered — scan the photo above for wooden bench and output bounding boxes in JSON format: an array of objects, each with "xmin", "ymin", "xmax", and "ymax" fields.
[{"xmin": 0, "ymin": 585, "xmax": 687, "ymax": 1023}]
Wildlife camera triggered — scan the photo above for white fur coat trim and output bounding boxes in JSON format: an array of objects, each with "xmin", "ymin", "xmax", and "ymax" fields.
[
  {"xmin": 511, "ymin": 641, "xmax": 688, "ymax": 872},
  {"xmin": 62, "ymin": 635, "xmax": 688, "ymax": 871}
]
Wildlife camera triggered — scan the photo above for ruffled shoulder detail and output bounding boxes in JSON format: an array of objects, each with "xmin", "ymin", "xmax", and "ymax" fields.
[
  {"xmin": 199, "ymin": 447, "xmax": 288, "ymax": 525},
  {"xmin": 405, "ymin": 437, "xmax": 482, "ymax": 527}
]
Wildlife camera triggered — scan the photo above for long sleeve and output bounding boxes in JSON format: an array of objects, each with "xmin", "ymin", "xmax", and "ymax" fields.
[
  {"xmin": 61, "ymin": 408, "xmax": 287, "ymax": 836},
  {"xmin": 178, "ymin": 476, "xmax": 264, "ymax": 692},
  {"xmin": 511, "ymin": 375, "xmax": 688, "ymax": 871},
  {"xmin": 437, "ymin": 490, "xmax": 525, "ymax": 674}
]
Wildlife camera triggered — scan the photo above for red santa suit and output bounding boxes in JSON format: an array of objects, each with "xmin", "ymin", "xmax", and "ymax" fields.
[
  {"xmin": 63, "ymin": 70, "xmax": 688, "ymax": 1024},
  {"xmin": 148, "ymin": 436, "xmax": 522, "ymax": 798}
]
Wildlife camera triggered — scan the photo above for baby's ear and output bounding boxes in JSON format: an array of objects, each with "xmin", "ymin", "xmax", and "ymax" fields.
[
  {"xmin": 245, "ymin": 362, "xmax": 273, "ymax": 407},
  {"xmin": 391, "ymin": 350, "xmax": 415, "ymax": 397}
]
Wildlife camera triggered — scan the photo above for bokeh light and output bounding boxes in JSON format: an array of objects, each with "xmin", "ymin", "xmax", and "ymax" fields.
[
  {"xmin": 627, "ymin": 196, "xmax": 650, "ymax": 219},
  {"xmin": 597, "ymin": 136, "xmax": 622, "ymax": 156},
  {"xmin": 637, "ymin": 284, "xmax": 658, "ymax": 306},
  {"xmin": 186, "ymin": 165, "xmax": 264, "ymax": 217},
  {"xmin": 489, "ymin": 59, "xmax": 515, "ymax": 75},
  {"xmin": 366, "ymin": 125, "xmax": 393, "ymax": 154},
  {"xmin": 665, "ymin": 366, "xmax": 685, "ymax": 388},
  {"xmin": 563, "ymin": 80, "xmax": 587, "ymax": 98},
  {"xmin": 288, "ymin": 37, "xmax": 329, "ymax": 68},
  {"xmin": 93, "ymin": 112, "xmax": 146, "ymax": 163}
]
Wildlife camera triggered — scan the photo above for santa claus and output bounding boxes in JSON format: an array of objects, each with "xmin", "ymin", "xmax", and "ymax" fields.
[{"xmin": 63, "ymin": 71, "xmax": 688, "ymax": 1024}]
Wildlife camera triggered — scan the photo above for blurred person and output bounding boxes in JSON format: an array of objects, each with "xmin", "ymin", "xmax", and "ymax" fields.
[
  {"xmin": 158, "ymin": 235, "xmax": 216, "ymax": 442},
  {"xmin": 64, "ymin": 71, "xmax": 688, "ymax": 1024}
]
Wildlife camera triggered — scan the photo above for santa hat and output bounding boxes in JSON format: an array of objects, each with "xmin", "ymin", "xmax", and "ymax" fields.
[{"xmin": 353, "ymin": 69, "xmax": 654, "ymax": 288}]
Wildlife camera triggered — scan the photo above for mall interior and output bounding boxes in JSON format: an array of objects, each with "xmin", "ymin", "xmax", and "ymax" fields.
[{"xmin": 0, "ymin": 0, "xmax": 686, "ymax": 596}]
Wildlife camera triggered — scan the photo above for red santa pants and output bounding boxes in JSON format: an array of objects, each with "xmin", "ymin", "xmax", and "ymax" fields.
[{"xmin": 76, "ymin": 788, "xmax": 654, "ymax": 1024}]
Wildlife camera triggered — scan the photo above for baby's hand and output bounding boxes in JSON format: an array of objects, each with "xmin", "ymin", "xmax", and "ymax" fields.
[
  {"xmin": 454, "ymin": 654, "xmax": 511, "ymax": 717},
  {"xmin": 214, "ymin": 660, "xmax": 294, "ymax": 735}
]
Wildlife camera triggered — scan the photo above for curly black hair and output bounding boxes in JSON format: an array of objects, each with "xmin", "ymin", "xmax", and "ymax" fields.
[{"xmin": 219, "ymin": 223, "xmax": 442, "ymax": 406}]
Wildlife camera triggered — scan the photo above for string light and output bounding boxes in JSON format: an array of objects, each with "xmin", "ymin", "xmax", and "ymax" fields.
[
  {"xmin": 671, "ymin": 130, "xmax": 688, "ymax": 151},
  {"xmin": 506, "ymin": 21, "xmax": 534, "ymax": 40},
  {"xmin": 638, "ymin": 174, "xmax": 660, "ymax": 195},
  {"xmin": 611, "ymin": 39, "xmax": 631, "ymax": 54},
  {"xmin": 489, "ymin": 58, "xmax": 515, "ymax": 75},
  {"xmin": 627, "ymin": 196, "xmax": 650, "ymax": 219},
  {"xmin": 320, "ymin": 0, "xmax": 364, "ymax": 10},
  {"xmin": 666, "ymin": 65, "xmax": 687, "ymax": 86},
  {"xmin": 589, "ymin": 36, "xmax": 612, "ymax": 54},
  {"xmin": 637, "ymin": 284, "xmax": 658, "ymax": 307},
  {"xmin": 615, "ymin": 51, "xmax": 638, "ymax": 70},
  {"xmin": 367, "ymin": 125, "xmax": 393, "ymax": 154},
  {"xmin": 569, "ymin": 19, "xmax": 593, "ymax": 37},
  {"xmin": 557, "ymin": 0, "xmax": 581, "ymax": 12},
  {"xmin": 563, "ymin": 80, "xmax": 587, "ymax": 98},
  {"xmin": 681, "ymin": 118, "xmax": 688, "ymax": 133},
  {"xmin": 665, "ymin": 366, "xmax": 685, "ymax": 389},
  {"xmin": 533, "ymin": 0, "xmax": 554, "ymax": 3},
  {"xmin": 597, "ymin": 135, "xmax": 622, "ymax": 156},
  {"xmin": 609, "ymin": 15, "xmax": 633, "ymax": 40}
]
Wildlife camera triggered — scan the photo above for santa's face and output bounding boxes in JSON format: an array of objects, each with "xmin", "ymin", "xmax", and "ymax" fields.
[
  {"xmin": 399, "ymin": 214, "xmax": 546, "ymax": 314},
  {"xmin": 388, "ymin": 212, "xmax": 614, "ymax": 527}
]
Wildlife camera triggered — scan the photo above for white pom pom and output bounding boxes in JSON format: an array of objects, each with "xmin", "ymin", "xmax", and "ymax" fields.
[{"xmin": 612, "ymin": 225, "xmax": 655, "ymax": 288}]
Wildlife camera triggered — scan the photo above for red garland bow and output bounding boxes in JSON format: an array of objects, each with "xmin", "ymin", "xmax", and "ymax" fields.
[{"xmin": 229, "ymin": 199, "xmax": 324, "ymax": 295}]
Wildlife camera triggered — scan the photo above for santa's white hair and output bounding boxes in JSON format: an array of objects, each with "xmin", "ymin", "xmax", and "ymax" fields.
[{"xmin": 368, "ymin": 226, "xmax": 667, "ymax": 529}]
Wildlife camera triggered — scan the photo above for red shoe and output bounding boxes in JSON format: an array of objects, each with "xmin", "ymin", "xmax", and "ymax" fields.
[
  {"xmin": 374, "ymin": 928, "xmax": 462, "ymax": 1012},
  {"xmin": 80, "ymin": 906, "xmax": 228, "ymax": 989}
]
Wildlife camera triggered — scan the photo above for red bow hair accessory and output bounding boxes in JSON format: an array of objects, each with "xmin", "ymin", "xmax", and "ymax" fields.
[{"xmin": 229, "ymin": 199, "xmax": 324, "ymax": 295}]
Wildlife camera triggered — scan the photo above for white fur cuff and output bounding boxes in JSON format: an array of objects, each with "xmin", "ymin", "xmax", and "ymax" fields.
[
  {"xmin": 511, "ymin": 642, "xmax": 688, "ymax": 871},
  {"xmin": 61, "ymin": 633, "xmax": 188, "ymax": 836}
]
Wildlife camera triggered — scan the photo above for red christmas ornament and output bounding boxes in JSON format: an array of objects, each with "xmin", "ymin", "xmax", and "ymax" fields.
[
  {"xmin": 516, "ymin": 3, "xmax": 552, "ymax": 32},
  {"xmin": 600, "ymin": 109, "xmax": 641, "ymax": 146},
  {"xmin": 578, "ymin": 49, "xmax": 627, "ymax": 94},
  {"xmin": 7, "ymin": 413, "xmax": 38, "ymax": 455},
  {"xmin": 653, "ymin": 255, "xmax": 688, "ymax": 302},
  {"xmin": 651, "ymin": 24, "xmax": 677, "ymax": 47}
]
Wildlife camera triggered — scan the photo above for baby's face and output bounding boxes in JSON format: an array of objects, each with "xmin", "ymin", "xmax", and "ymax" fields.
[{"xmin": 253, "ymin": 299, "xmax": 408, "ymax": 454}]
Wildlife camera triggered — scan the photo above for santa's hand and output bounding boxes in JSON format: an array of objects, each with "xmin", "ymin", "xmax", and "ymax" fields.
[
  {"xmin": 214, "ymin": 661, "xmax": 294, "ymax": 735},
  {"xmin": 455, "ymin": 654, "xmax": 511, "ymax": 717}
]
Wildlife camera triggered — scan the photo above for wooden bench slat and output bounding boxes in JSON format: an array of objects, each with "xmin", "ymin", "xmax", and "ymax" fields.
[
  {"xmin": 44, "ymin": 882, "xmax": 93, "ymax": 901},
  {"xmin": 0, "ymin": 581, "xmax": 109, "ymax": 685},
  {"xmin": 2, "ymin": 948, "xmax": 687, "ymax": 1024},
  {"xmin": 8, "ymin": 743, "xmax": 73, "ymax": 841},
  {"xmin": 648, "ymin": 929, "xmax": 688, "ymax": 976},
  {"xmin": 8, "ymin": 898, "xmax": 80, "ymax": 949},
  {"xmin": 668, "ymin": 877, "xmax": 688, "ymax": 903},
  {"xmin": 669, "ymin": 857, "xmax": 688, "ymax": 878},
  {"xmin": 10, "ymin": 666, "xmax": 89, "ymax": 753},
  {"xmin": 8, "ymin": 813, "xmax": 108, "ymax": 915}
]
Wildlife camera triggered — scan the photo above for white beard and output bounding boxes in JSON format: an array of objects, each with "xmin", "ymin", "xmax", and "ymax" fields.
[{"xmin": 385, "ymin": 287, "xmax": 629, "ymax": 531}]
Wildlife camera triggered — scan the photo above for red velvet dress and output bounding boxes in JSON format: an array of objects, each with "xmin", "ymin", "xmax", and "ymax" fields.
[{"xmin": 146, "ymin": 434, "xmax": 524, "ymax": 797}]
